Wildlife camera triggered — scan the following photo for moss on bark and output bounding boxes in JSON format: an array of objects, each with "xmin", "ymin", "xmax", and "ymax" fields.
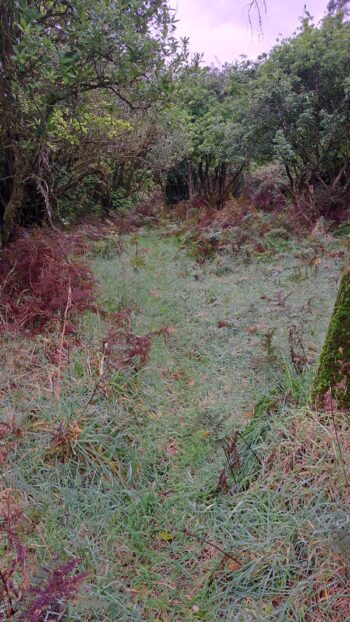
[{"xmin": 311, "ymin": 268, "xmax": 350, "ymax": 409}]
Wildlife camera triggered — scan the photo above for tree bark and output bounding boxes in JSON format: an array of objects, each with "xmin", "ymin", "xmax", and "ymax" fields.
[
  {"xmin": 311, "ymin": 268, "xmax": 350, "ymax": 409},
  {"xmin": 1, "ymin": 174, "xmax": 25, "ymax": 246},
  {"xmin": 0, "ymin": 1, "xmax": 25, "ymax": 246}
]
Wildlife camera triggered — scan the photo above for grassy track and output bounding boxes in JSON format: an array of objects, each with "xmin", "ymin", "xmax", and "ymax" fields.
[{"xmin": 1, "ymin": 229, "xmax": 344, "ymax": 620}]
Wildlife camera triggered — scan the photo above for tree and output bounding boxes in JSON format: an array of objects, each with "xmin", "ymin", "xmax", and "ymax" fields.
[
  {"xmin": 311, "ymin": 269, "xmax": 350, "ymax": 409},
  {"xmin": 327, "ymin": 0, "xmax": 350, "ymax": 15},
  {"xmin": 166, "ymin": 61, "xmax": 258, "ymax": 207},
  {"xmin": 242, "ymin": 14, "xmax": 350, "ymax": 219},
  {"xmin": 250, "ymin": 2, "xmax": 350, "ymax": 409},
  {"xmin": 0, "ymin": 0, "xmax": 179, "ymax": 245}
]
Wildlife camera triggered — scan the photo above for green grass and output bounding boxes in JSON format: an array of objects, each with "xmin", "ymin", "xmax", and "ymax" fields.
[{"xmin": 1, "ymin": 229, "xmax": 347, "ymax": 620}]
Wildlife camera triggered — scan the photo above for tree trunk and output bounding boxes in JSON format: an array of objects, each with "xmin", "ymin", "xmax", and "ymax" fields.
[
  {"xmin": 0, "ymin": 1, "xmax": 25, "ymax": 247},
  {"xmin": 311, "ymin": 268, "xmax": 350, "ymax": 409},
  {"xmin": 188, "ymin": 160, "xmax": 194, "ymax": 200},
  {"xmin": 1, "ymin": 178, "xmax": 25, "ymax": 246},
  {"xmin": 0, "ymin": 142, "xmax": 29, "ymax": 247}
]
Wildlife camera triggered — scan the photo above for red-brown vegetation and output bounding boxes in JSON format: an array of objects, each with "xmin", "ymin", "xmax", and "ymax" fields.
[{"xmin": 0, "ymin": 229, "xmax": 95, "ymax": 334}]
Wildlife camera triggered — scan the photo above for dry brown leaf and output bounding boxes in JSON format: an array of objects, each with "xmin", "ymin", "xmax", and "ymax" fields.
[
  {"xmin": 226, "ymin": 560, "xmax": 241, "ymax": 572},
  {"xmin": 166, "ymin": 441, "xmax": 178, "ymax": 456},
  {"xmin": 243, "ymin": 411, "xmax": 253, "ymax": 420}
]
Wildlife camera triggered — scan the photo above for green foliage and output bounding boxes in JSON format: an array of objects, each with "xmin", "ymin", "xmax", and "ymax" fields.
[
  {"xmin": 0, "ymin": 0, "xmax": 183, "ymax": 242},
  {"xmin": 2, "ymin": 4, "xmax": 350, "ymax": 237},
  {"xmin": 169, "ymin": 62, "xmax": 257, "ymax": 206},
  {"xmin": 246, "ymin": 14, "xmax": 350, "ymax": 212},
  {"xmin": 165, "ymin": 13, "xmax": 350, "ymax": 214},
  {"xmin": 166, "ymin": 13, "xmax": 350, "ymax": 215}
]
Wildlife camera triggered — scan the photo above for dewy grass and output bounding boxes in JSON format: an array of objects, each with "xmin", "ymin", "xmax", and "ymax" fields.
[
  {"xmin": 1, "ymin": 228, "xmax": 347, "ymax": 620},
  {"xmin": 209, "ymin": 404, "xmax": 350, "ymax": 621}
]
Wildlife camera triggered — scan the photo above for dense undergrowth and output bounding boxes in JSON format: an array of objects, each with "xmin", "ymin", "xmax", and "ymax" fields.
[
  {"xmin": 165, "ymin": 199, "xmax": 347, "ymax": 262},
  {"xmin": 0, "ymin": 213, "xmax": 349, "ymax": 620}
]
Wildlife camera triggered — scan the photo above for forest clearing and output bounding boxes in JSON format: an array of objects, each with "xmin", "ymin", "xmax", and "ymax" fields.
[
  {"xmin": 2, "ymin": 0, "xmax": 350, "ymax": 619},
  {"xmin": 0, "ymin": 218, "xmax": 349, "ymax": 620}
]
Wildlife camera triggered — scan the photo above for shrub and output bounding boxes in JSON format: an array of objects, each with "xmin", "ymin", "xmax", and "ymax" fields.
[
  {"xmin": 0, "ymin": 489, "xmax": 86, "ymax": 621},
  {"xmin": 20, "ymin": 560, "xmax": 87, "ymax": 621},
  {"xmin": 0, "ymin": 230, "xmax": 95, "ymax": 334},
  {"xmin": 243, "ymin": 164, "xmax": 288, "ymax": 212}
]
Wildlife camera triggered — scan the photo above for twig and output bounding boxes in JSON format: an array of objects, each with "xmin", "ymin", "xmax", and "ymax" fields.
[
  {"xmin": 237, "ymin": 431, "xmax": 263, "ymax": 467},
  {"xmin": 55, "ymin": 283, "xmax": 72, "ymax": 402},
  {"xmin": 0, "ymin": 569, "xmax": 15, "ymax": 619},
  {"xmin": 247, "ymin": 0, "xmax": 267, "ymax": 32},
  {"xmin": 79, "ymin": 369, "xmax": 106, "ymax": 417},
  {"xmin": 223, "ymin": 445, "xmax": 237, "ymax": 484},
  {"xmin": 331, "ymin": 412, "xmax": 350, "ymax": 489},
  {"xmin": 183, "ymin": 529, "xmax": 242, "ymax": 567}
]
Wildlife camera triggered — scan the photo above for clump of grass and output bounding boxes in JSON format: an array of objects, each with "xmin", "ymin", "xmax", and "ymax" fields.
[
  {"xmin": 91, "ymin": 234, "xmax": 125, "ymax": 259},
  {"xmin": 206, "ymin": 370, "xmax": 350, "ymax": 621}
]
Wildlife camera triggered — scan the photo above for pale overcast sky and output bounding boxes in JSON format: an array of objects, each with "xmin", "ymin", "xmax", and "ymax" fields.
[{"xmin": 169, "ymin": 0, "xmax": 328, "ymax": 64}]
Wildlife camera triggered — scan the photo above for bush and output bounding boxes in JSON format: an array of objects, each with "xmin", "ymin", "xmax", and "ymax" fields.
[
  {"xmin": 243, "ymin": 164, "xmax": 288, "ymax": 212},
  {"xmin": 0, "ymin": 229, "xmax": 95, "ymax": 334}
]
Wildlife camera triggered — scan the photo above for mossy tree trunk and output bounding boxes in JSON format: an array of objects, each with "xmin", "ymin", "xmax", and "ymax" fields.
[{"xmin": 311, "ymin": 268, "xmax": 350, "ymax": 409}]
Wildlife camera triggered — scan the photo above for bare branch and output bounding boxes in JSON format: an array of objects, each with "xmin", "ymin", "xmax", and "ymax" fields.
[{"xmin": 247, "ymin": 0, "xmax": 267, "ymax": 32}]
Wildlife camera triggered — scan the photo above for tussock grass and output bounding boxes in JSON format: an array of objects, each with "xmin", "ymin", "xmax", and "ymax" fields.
[
  {"xmin": 206, "ymin": 380, "xmax": 350, "ymax": 621},
  {"xmin": 0, "ymin": 228, "xmax": 347, "ymax": 620}
]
